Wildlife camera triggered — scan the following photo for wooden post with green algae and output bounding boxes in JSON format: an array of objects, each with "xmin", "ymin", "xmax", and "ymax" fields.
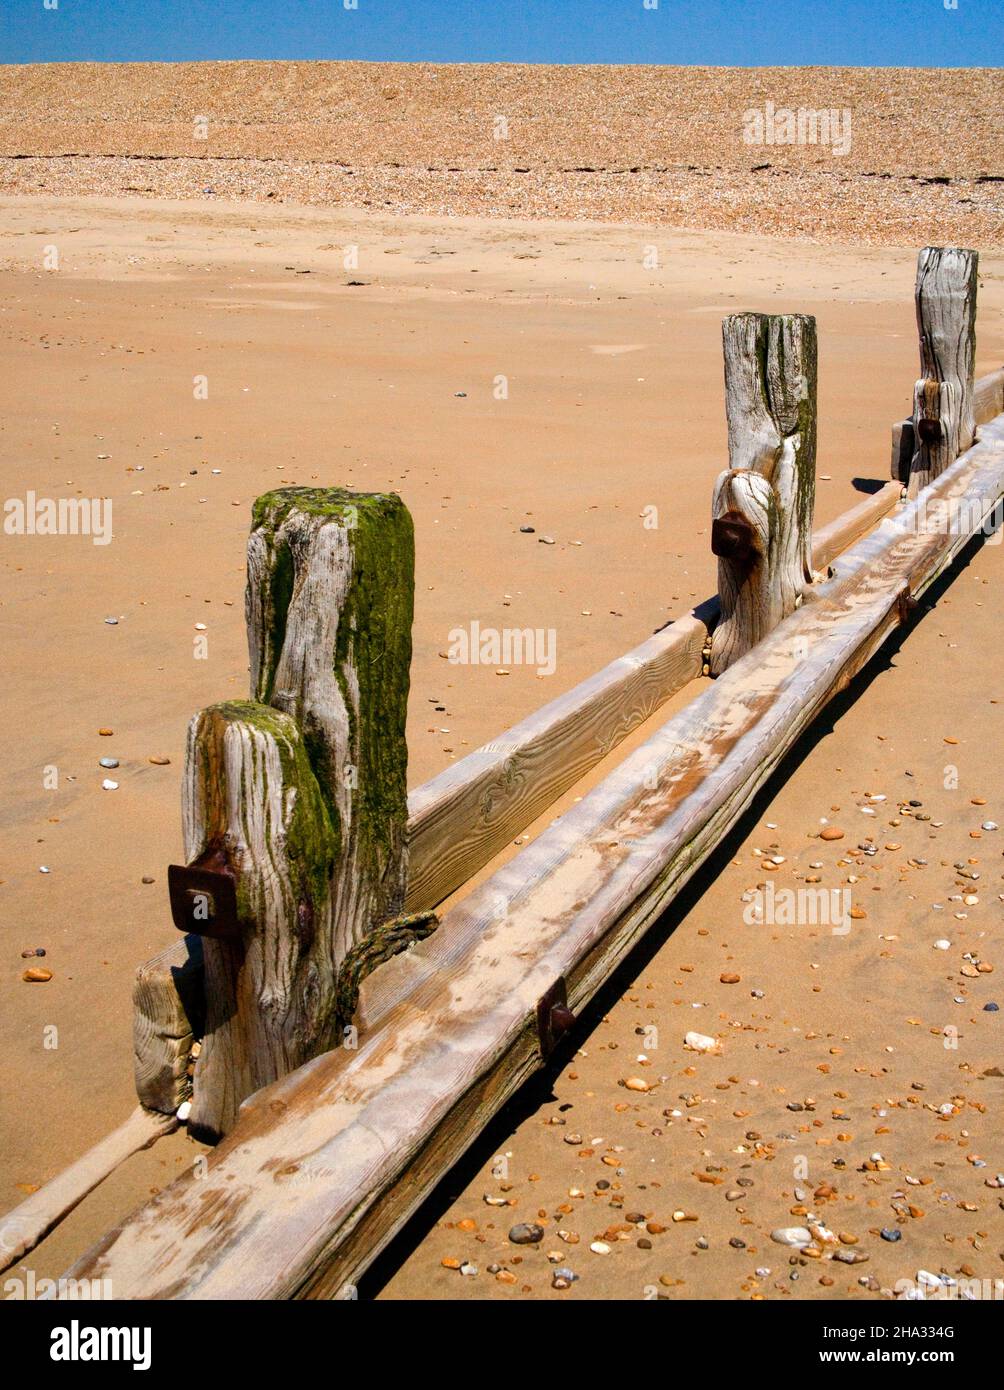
[{"xmin": 186, "ymin": 488, "xmax": 414, "ymax": 1141}]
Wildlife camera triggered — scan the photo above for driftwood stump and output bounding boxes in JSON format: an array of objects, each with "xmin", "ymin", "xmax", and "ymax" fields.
[
  {"xmin": 181, "ymin": 488, "xmax": 414, "ymax": 1140},
  {"xmin": 710, "ymin": 312, "xmax": 818, "ymax": 675},
  {"xmin": 908, "ymin": 246, "xmax": 978, "ymax": 497}
]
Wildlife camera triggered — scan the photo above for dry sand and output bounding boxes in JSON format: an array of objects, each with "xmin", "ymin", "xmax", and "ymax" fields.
[
  {"xmin": 1, "ymin": 63, "xmax": 1002, "ymax": 245},
  {"xmin": 0, "ymin": 63, "xmax": 1002, "ymax": 1302}
]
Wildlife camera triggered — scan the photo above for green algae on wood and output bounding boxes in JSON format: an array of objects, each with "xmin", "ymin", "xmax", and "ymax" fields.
[{"xmin": 182, "ymin": 487, "xmax": 415, "ymax": 1140}]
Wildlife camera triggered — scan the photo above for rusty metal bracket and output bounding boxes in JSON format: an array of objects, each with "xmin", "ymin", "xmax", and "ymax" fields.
[
  {"xmin": 711, "ymin": 511, "xmax": 759, "ymax": 565},
  {"xmin": 896, "ymin": 585, "xmax": 920, "ymax": 625},
  {"xmin": 168, "ymin": 853, "xmax": 239, "ymax": 940},
  {"xmin": 537, "ymin": 977, "xmax": 576, "ymax": 1060}
]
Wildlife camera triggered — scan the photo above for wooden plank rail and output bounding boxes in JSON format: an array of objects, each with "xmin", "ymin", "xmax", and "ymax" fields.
[
  {"xmin": 0, "ymin": 1108, "xmax": 176, "ymax": 1276},
  {"xmin": 60, "ymin": 413, "xmax": 1004, "ymax": 1300}
]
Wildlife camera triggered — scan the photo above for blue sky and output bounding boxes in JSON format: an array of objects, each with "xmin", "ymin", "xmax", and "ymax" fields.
[{"xmin": 1, "ymin": 0, "xmax": 1000, "ymax": 66}]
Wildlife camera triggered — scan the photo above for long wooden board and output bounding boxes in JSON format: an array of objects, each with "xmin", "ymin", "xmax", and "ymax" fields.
[
  {"xmin": 0, "ymin": 1108, "xmax": 176, "ymax": 1275},
  {"xmin": 63, "ymin": 415, "xmax": 1004, "ymax": 1299}
]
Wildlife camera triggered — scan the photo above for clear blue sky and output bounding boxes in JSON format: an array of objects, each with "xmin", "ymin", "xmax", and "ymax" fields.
[{"xmin": 1, "ymin": 0, "xmax": 1000, "ymax": 66}]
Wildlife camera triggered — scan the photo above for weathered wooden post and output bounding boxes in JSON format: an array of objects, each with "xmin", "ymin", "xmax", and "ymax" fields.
[
  {"xmin": 906, "ymin": 246, "xmax": 978, "ymax": 497},
  {"xmin": 172, "ymin": 487, "xmax": 415, "ymax": 1141},
  {"xmin": 709, "ymin": 312, "xmax": 818, "ymax": 675}
]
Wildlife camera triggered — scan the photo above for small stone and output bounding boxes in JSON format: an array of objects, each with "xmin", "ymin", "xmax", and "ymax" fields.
[
  {"xmin": 538, "ymin": 535, "xmax": 555, "ymax": 545},
  {"xmin": 820, "ymin": 827, "xmax": 845, "ymax": 841},
  {"xmin": 141, "ymin": 876, "xmax": 155, "ymax": 884},
  {"xmin": 148, "ymin": 755, "xmax": 171, "ymax": 766},
  {"xmin": 672, "ymin": 1211, "xmax": 698, "ymax": 1223},
  {"xmin": 934, "ymin": 940, "xmax": 952, "ymax": 951},
  {"xmin": 880, "ymin": 1228, "xmax": 902, "ymax": 1242},
  {"xmin": 589, "ymin": 1241, "xmax": 610, "ymax": 1255},
  {"xmin": 508, "ymin": 1223, "xmax": 543, "ymax": 1245},
  {"xmin": 623, "ymin": 1077, "xmax": 651, "ymax": 1092},
  {"xmin": 20, "ymin": 948, "xmax": 46, "ymax": 958},
  {"xmin": 495, "ymin": 1269, "xmax": 517, "ymax": 1284},
  {"xmin": 22, "ymin": 967, "xmax": 52, "ymax": 983},
  {"xmin": 98, "ymin": 728, "xmax": 114, "ymax": 736},
  {"xmin": 720, "ymin": 972, "xmax": 740, "ymax": 984},
  {"xmin": 771, "ymin": 1227, "xmax": 812, "ymax": 1247},
  {"xmin": 833, "ymin": 1249, "xmax": 869, "ymax": 1264},
  {"xmin": 459, "ymin": 1263, "xmax": 478, "ymax": 1277},
  {"xmin": 176, "ymin": 1100, "xmax": 192, "ymax": 1122},
  {"xmin": 98, "ymin": 757, "xmax": 119, "ymax": 769},
  {"xmin": 101, "ymin": 779, "xmax": 119, "ymax": 791},
  {"xmin": 984, "ymin": 1002, "xmax": 999, "ymax": 1012},
  {"xmin": 441, "ymin": 1257, "xmax": 462, "ymax": 1270},
  {"xmin": 519, "ymin": 525, "xmax": 535, "ymax": 533},
  {"xmin": 684, "ymin": 1030, "xmax": 718, "ymax": 1053}
]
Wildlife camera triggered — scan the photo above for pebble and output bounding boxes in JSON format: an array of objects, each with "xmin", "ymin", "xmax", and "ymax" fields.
[
  {"xmin": 820, "ymin": 827, "xmax": 845, "ymax": 841},
  {"xmin": 934, "ymin": 939, "xmax": 952, "ymax": 950},
  {"xmin": 623, "ymin": 1077, "xmax": 650, "ymax": 1092},
  {"xmin": 519, "ymin": 525, "xmax": 535, "ymax": 533},
  {"xmin": 538, "ymin": 536, "xmax": 555, "ymax": 545},
  {"xmin": 22, "ymin": 967, "xmax": 53, "ymax": 983},
  {"xmin": 552, "ymin": 1269, "xmax": 577, "ymax": 1289},
  {"xmin": 104, "ymin": 617, "xmax": 118, "ymax": 625},
  {"xmin": 148, "ymin": 755, "xmax": 171, "ymax": 765},
  {"xmin": 20, "ymin": 948, "xmax": 46, "ymax": 958},
  {"xmin": 684, "ymin": 1030, "xmax": 718, "ymax": 1053},
  {"xmin": 720, "ymin": 972, "xmax": 740, "ymax": 984},
  {"xmin": 589, "ymin": 1241, "xmax": 611, "ymax": 1255},
  {"xmin": 99, "ymin": 756, "xmax": 119, "ymax": 769},
  {"xmin": 508, "ymin": 1223, "xmax": 543, "ymax": 1245},
  {"xmin": 771, "ymin": 1227, "xmax": 812, "ymax": 1247},
  {"xmin": 101, "ymin": 778, "xmax": 119, "ymax": 791},
  {"xmin": 176, "ymin": 1100, "xmax": 192, "ymax": 1122},
  {"xmin": 880, "ymin": 1228, "xmax": 902, "ymax": 1242},
  {"xmin": 98, "ymin": 728, "xmax": 114, "ymax": 736}
]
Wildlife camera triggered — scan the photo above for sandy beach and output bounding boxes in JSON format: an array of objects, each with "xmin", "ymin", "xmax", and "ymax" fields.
[{"xmin": 1, "ymin": 60, "xmax": 1002, "ymax": 1302}]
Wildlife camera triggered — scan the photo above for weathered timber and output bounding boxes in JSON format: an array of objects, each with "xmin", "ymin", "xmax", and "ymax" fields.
[
  {"xmin": 180, "ymin": 488, "xmax": 414, "ymax": 1140},
  {"xmin": 0, "ymin": 1107, "xmax": 176, "ymax": 1274},
  {"xmin": 908, "ymin": 246, "xmax": 978, "ymax": 496},
  {"xmin": 132, "ymin": 484, "xmax": 903, "ymax": 1114},
  {"xmin": 132, "ymin": 935, "xmax": 203, "ymax": 1114},
  {"xmin": 182, "ymin": 702, "xmax": 339, "ymax": 1141},
  {"xmin": 974, "ymin": 365, "xmax": 1004, "ymax": 427},
  {"xmin": 894, "ymin": 365, "xmax": 1002, "ymax": 484},
  {"xmin": 710, "ymin": 313, "xmax": 818, "ymax": 674},
  {"xmin": 65, "ymin": 414, "xmax": 1004, "ymax": 1299}
]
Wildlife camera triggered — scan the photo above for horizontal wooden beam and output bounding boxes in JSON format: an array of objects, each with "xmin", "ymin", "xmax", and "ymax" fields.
[
  {"xmin": 0, "ymin": 1107, "xmax": 176, "ymax": 1275},
  {"xmin": 64, "ymin": 414, "xmax": 1004, "ymax": 1300}
]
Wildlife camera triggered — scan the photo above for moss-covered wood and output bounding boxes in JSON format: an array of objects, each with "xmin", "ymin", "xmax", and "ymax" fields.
[
  {"xmin": 183, "ymin": 488, "xmax": 414, "ymax": 1140},
  {"xmin": 710, "ymin": 312, "xmax": 817, "ymax": 675}
]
